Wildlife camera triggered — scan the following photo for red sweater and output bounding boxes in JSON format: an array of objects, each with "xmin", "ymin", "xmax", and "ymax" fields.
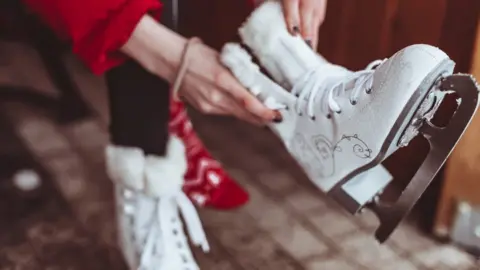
[{"xmin": 21, "ymin": 0, "xmax": 253, "ymax": 75}]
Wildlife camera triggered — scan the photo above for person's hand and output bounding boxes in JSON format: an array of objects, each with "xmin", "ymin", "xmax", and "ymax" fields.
[
  {"xmin": 121, "ymin": 16, "xmax": 279, "ymax": 125},
  {"xmin": 176, "ymin": 41, "xmax": 280, "ymax": 125},
  {"xmin": 282, "ymin": 0, "xmax": 328, "ymax": 49}
]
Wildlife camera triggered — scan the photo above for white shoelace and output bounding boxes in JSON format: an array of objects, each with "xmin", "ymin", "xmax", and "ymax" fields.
[
  {"xmin": 263, "ymin": 59, "xmax": 385, "ymax": 118},
  {"xmin": 138, "ymin": 192, "xmax": 209, "ymax": 270}
]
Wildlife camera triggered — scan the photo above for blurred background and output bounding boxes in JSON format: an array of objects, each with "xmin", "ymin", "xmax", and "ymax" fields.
[{"xmin": 0, "ymin": 0, "xmax": 479, "ymax": 269}]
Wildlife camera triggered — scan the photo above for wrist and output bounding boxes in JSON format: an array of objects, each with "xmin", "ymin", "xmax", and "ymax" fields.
[{"xmin": 121, "ymin": 15, "xmax": 187, "ymax": 83}]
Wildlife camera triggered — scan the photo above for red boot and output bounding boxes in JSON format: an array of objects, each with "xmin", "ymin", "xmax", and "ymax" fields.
[{"xmin": 169, "ymin": 99, "xmax": 249, "ymax": 209}]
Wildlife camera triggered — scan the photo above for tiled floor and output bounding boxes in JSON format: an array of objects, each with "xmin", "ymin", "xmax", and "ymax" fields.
[{"xmin": 1, "ymin": 41, "xmax": 479, "ymax": 270}]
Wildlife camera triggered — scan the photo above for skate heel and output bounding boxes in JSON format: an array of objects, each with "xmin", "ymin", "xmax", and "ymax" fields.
[{"xmin": 341, "ymin": 164, "xmax": 393, "ymax": 211}]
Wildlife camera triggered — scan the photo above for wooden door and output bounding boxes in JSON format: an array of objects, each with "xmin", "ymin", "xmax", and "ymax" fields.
[{"xmin": 433, "ymin": 17, "xmax": 480, "ymax": 238}]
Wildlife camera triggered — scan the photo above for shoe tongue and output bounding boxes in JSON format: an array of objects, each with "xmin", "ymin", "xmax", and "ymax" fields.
[{"xmin": 295, "ymin": 64, "xmax": 354, "ymax": 102}]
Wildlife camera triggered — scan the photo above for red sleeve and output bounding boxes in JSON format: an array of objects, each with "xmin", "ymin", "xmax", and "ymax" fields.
[{"xmin": 22, "ymin": 0, "xmax": 163, "ymax": 74}]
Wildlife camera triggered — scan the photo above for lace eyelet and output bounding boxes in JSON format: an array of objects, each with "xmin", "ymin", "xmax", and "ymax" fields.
[
  {"xmin": 310, "ymin": 116, "xmax": 316, "ymax": 121},
  {"xmin": 285, "ymin": 105, "xmax": 289, "ymax": 111},
  {"xmin": 350, "ymin": 100, "xmax": 357, "ymax": 105},
  {"xmin": 326, "ymin": 114, "xmax": 332, "ymax": 119},
  {"xmin": 336, "ymin": 110, "xmax": 342, "ymax": 114},
  {"xmin": 365, "ymin": 88, "xmax": 372, "ymax": 94},
  {"xmin": 298, "ymin": 112, "xmax": 303, "ymax": 116}
]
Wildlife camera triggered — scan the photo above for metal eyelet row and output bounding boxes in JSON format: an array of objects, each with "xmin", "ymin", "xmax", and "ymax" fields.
[
  {"xmin": 295, "ymin": 86, "xmax": 373, "ymax": 121},
  {"xmin": 170, "ymin": 217, "xmax": 194, "ymax": 270}
]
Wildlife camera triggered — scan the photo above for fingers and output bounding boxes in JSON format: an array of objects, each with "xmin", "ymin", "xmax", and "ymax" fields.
[
  {"xmin": 311, "ymin": 0, "xmax": 327, "ymax": 48},
  {"xmin": 187, "ymin": 85, "xmax": 266, "ymax": 125},
  {"xmin": 282, "ymin": 0, "xmax": 301, "ymax": 35},
  {"xmin": 310, "ymin": 15, "xmax": 320, "ymax": 49},
  {"xmin": 214, "ymin": 69, "xmax": 278, "ymax": 122},
  {"xmin": 185, "ymin": 94, "xmax": 224, "ymax": 115},
  {"xmin": 215, "ymin": 95, "xmax": 271, "ymax": 126},
  {"xmin": 286, "ymin": 0, "xmax": 328, "ymax": 49},
  {"xmin": 226, "ymin": 101, "xmax": 265, "ymax": 126},
  {"xmin": 317, "ymin": 0, "xmax": 328, "ymax": 26},
  {"xmin": 299, "ymin": 1, "xmax": 315, "ymax": 46}
]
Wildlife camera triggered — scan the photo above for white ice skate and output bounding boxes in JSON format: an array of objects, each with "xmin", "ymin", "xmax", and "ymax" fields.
[
  {"xmin": 105, "ymin": 136, "xmax": 209, "ymax": 270},
  {"xmin": 220, "ymin": 0, "xmax": 479, "ymax": 242}
]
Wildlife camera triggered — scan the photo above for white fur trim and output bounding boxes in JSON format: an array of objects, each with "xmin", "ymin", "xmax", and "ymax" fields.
[
  {"xmin": 239, "ymin": 1, "xmax": 288, "ymax": 55},
  {"xmin": 105, "ymin": 145, "xmax": 146, "ymax": 191},
  {"xmin": 144, "ymin": 136, "xmax": 187, "ymax": 197},
  {"xmin": 106, "ymin": 136, "xmax": 188, "ymax": 197},
  {"xmin": 238, "ymin": 0, "xmax": 324, "ymax": 88},
  {"xmin": 221, "ymin": 43, "xmax": 261, "ymax": 88}
]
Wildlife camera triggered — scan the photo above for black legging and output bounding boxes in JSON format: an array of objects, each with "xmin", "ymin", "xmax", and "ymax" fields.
[
  {"xmin": 106, "ymin": 61, "xmax": 170, "ymax": 156},
  {"xmin": 105, "ymin": 0, "xmax": 176, "ymax": 157}
]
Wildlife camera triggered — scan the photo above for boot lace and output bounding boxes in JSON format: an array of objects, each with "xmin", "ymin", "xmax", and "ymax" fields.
[
  {"xmin": 138, "ymin": 192, "xmax": 209, "ymax": 270},
  {"xmin": 263, "ymin": 59, "xmax": 385, "ymax": 119}
]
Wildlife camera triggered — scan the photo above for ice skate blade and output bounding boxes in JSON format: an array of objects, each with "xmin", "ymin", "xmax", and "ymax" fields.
[{"xmin": 371, "ymin": 74, "xmax": 479, "ymax": 243}]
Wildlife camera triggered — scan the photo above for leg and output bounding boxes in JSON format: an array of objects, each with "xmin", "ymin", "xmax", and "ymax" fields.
[
  {"xmin": 105, "ymin": 61, "xmax": 209, "ymax": 270},
  {"xmin": 106, "ymin": 60, "xmax": 170, "ymax": 156},
  {"xmin": 105, "ymin": 56, "xmax": 249, "ymax": 210},
  {"xmin": 169, "ymin": 99, "xmax": 249, "ymax": 209}
]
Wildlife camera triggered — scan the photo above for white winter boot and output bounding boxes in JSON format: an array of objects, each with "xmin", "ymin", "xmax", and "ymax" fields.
[{"xmin": 106, "ymin": 136, "xmax": 209, "ymax": 270}]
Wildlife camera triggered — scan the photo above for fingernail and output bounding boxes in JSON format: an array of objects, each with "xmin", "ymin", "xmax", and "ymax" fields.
[
  {"xmin": 273, "ymin": 111, "xmax": 283, "ymax": 123},
  {"xmin": 305, "ymin": 39, "xmax": 312, "ymax": 48},
  {"xmin": 292, "ymin": 26, "xmax": 300, "ymax": 35}
]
